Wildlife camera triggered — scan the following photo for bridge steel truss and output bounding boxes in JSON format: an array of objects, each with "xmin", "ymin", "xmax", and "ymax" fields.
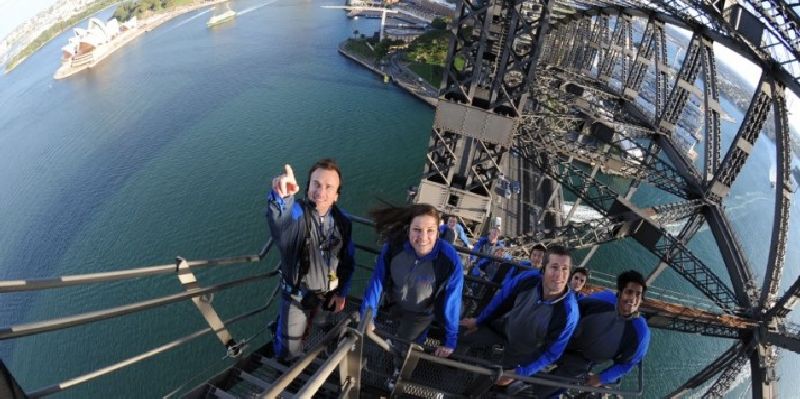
[
  {"xmin": 413, "ymin": 0, "xmax": 555, "ymax": 229},
  {"xmin": 419, "ymin": 0, "xmax": 800, "ymax": 397}
]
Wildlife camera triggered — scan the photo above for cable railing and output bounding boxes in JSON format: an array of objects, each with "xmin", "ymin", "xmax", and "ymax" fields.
[
  {"xmin": 0, "ymin": 239, "xmax": 273, "ymax": 294},
  {"xmin": 27, "ymin": 283, "xmax": 282, "ymax": 398}
]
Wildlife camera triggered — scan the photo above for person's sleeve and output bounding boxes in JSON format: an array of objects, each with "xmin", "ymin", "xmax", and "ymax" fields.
[
  {"xmin": 438, "ymin": 225, "xmax": 446, "ymax": 235},
  {"xmin": 515, "ymin": 295, "xmax": 579, "ymax": 377},
  {"xmin": 470, "ymin": 258, "xmax": 487, "ymax": 277},
  {"xmin": 442, "ymin": 259, "xmax": 464, "ymax": 348},
  {"xmin": 456, "ymin": 225, "xmax": 471, "ymax": 247},
  {"xmin": 360, "ymin": 243, "xmax": 389, "ymax": 320},
  {"xmin": 500, "ymin": 263, "xmax": 516, "ymax": 286},
  {"xmin": 470, "ymin": 237, "xmax": 485, "ymax": 263},
  {"xmin": 598, "ymin": 320, "xmax": 650, "ymax": 384},
  {"xmin": 336, "ymin": 220, "xmax": 356, "ymax": 297},
  {"xmin": 475, "ymin": 272, "xmax": 524, "ymax": 325},
  {"xmin": 266, "ymin": 189, "xmax": 300, "ymax": 232}
]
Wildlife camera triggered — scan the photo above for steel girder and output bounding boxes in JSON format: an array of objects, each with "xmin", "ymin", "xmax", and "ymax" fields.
[
  {"xmin": 767, "ymin": 274, "xmax": 800, "ymax": 319},
  {"xmin": 598, "ymin": 14, "xmax": 633, "ymax": 84},
  {"xmin": 703, "ymin": 205, "xmax": 758, "ymax": 309},
  {"xmin": 418, "ymin": 0, "xmax": 553, "ymax": 225},
  {"xmin": 646, "ymin": 212, "xmax": 706, "ymax": 284},
  {"xmin": 650, "ymin": 199, "xmax": 705, "ymax": 222},
  {"xmin": 508, "ymin": 216, "xmax": 629, "ymax": 249},
  {"xmin": 665, "ymin": 342, "xmax": 746, "ymax": 398},
  {"xmin": 623, "ymin": 16, "xmax": 661, "ymax": 100},
  {"xmin": 760, "ymin": 79, "xmax": 794, "ymax": 311},
  {"xmin": 646, "ymin": 315, "xmax": 742, "ymax": 338},
  {"xmin": 507, "ymin": 199, "xmax": 702, "ymax": 250},
  {"xmin": 551, "ymin": 5, "xmax": 800, "ymax": 98},
  {"xmin": 516, "ymin": 134, "xmax": 740, "ymax": 311},
  {"xmin": 519, "ymin": 86, "xmax": 696, "ymax": 200},
  {"xmin": 442, "ymin": 0, "xmax": 549, "ymax": 113},
  {"xmin": 708, "ymin": 76, "xmax": 773, "ymax": 201},
  {"xmin": 698, "ymin": 34, "xmax": 722, "ymax": 183},
  {"xmin": 763, "ymin": 326, "xmax": 800, "ymax": 355},
  {"xmin": 703, "ymin": 349, "xmax": 749, "ymax": 398},
  {"xmin": 545, "ymin": 24, "xmax": 767, "ymax": 315}
]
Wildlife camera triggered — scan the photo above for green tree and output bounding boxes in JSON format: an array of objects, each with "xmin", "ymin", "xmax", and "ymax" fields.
[{"xmin": 430, "ymin": 17, "xmax": 446, "ymax": 30}]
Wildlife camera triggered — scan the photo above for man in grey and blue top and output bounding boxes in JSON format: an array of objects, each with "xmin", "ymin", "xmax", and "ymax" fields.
[
  {"xmin": 535, "ymin": 270, "xmax": 650, "ymax": 397},
  {"xmin": 439, "ymin": 215, "xmax": 472, "ymax": 249},
  {"xmin": 266, "ymin": 160, "xmax": 355, "ymax": 362},
  {"xmin": 458, "ymin": 246, "xmax": 579, "ymax": 388}
]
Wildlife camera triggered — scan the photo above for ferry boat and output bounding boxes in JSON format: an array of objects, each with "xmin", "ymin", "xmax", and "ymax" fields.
[{"xmin": 208, "ymin": 3, "xmax": 236, "ymax": 27}]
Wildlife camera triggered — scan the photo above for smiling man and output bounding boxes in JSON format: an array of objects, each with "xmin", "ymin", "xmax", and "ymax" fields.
[
  {"xmin": 534, "ymin": 270, "xmax": 650, "ymax": 397},
  {"xmin": 266, "ymin": 159, "xmax": 355, "ymax": 362},
  {"xmin": 457, "ymin": 245, "xmax": 578, "ymax": 389}
]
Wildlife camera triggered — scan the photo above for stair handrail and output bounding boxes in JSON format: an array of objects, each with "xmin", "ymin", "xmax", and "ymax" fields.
[
  {"xmin": 293, "ymin": 310, "xmax": 372, "ymax": 399},
  {"xmin": 257, "ymin": 312, "xmax": 359, "ymax": 398},
  {"xmin": 398, "ymin": 346, "xmax": 644, "ymax": 397}
]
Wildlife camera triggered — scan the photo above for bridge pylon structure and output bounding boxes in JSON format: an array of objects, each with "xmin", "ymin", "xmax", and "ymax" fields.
[{"xmin": 414, "ymin": 0, "xmax": 800, "ymax": 396}]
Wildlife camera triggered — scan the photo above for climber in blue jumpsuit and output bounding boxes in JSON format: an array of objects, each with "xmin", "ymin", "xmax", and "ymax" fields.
[
  {"xmin": 458, "ymin": 246, "xmax": 579, "ymax": 389},
  {"xmin": 361, "ymin": 203, "xmax": 464, "ymax": 358}
]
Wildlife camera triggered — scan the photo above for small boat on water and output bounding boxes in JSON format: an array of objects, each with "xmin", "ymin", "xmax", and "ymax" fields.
[
  {"xmin": 208, "ymin": 3, "xmax": 236, "ymax": 27},
  {"xmin": 770, "ymin": 163, "xmax": 777, "ymax": 188}
]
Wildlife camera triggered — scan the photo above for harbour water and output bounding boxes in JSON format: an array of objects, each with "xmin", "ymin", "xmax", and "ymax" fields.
[{"xmin": 1, "ymin": 0, "xmax": 798, "ymax": 397}]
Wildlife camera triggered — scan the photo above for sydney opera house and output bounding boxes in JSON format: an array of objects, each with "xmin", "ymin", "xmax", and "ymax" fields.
[{"xmin": 59, "ymin": 17, "xmax": 138, "ymax": 70}]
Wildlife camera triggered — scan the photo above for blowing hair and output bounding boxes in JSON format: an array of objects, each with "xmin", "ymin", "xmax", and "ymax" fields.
[
  {"xmin": 306, "ymin": 158, "xmax": 342, "ymax": 195},
  {"xmin": 369, "ymin": 204, "xmax": 440, "ymax": 246}
]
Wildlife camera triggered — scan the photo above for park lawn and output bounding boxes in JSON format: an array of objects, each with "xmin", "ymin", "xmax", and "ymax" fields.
[
  {"xmin": 345, "ymin": 39, "xmax": 377, "ymax": 61},
  {"xmin": 408, "ymin": 61, "xmax": 444, "ymax": 88}
]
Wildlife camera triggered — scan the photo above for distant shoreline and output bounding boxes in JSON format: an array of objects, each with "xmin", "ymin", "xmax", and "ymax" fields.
[
  {"xmin": 337, "ymin": 42, "xmax": 438, "ymax": 108},
  {"xmin": 54, "ymin": 0, "xmax": 226, "ymax": 80}
]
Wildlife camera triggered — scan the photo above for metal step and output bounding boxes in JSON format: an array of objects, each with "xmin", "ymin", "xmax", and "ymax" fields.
[{"xmin": 208, "ymin": 385, "xmax": 238, "ymax": 399}]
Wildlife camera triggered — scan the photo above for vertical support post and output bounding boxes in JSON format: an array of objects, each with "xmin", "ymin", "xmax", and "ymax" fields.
[
  {"xmin": 176, "ymin": 257, "xmax": 239, "ymax": 355},
  {"xmin": 380, "ymin": 10, "xmax": 386, "ymax": 42},
  {"xmin": 338, "ymin": 310, "xmax": 370, "ymax": 398}
]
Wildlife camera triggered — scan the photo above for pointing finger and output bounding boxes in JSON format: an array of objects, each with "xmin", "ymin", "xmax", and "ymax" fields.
[
  {"xmin": 284, "ymin": 164, "xmax": 295, "ymax": 180},
  {"xmin": 280, "ymin": 176, "xmax": 288, "ymax": 197}
]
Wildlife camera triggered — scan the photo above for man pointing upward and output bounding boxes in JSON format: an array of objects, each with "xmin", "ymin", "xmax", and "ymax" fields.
[{"xmin": 266, "ymin": 159, "xmax": 355, "ymax": 362}]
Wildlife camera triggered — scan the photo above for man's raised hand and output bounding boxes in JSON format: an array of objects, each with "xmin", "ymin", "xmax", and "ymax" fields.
[{"xmin": 272, "ymin": 164, "xmax": 300, "ymax": 198}]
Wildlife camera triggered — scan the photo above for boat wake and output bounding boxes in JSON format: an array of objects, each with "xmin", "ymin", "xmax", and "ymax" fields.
[
  {"xmin": 562, "ymin": 201, "xmax": 602, "ymax": 223},
  {"xmin": 725, "ymin": 192, "xmax": 771, "ymax": 214},
  {"xmin": 238, "ymin": 0, "xmax": 279, "ymax": 16},
  {"xmin": 164, "ymin": 8, "xmax": 213, "ymax": 32}
]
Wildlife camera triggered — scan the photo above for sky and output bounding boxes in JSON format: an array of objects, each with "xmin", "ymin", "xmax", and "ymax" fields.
[
  {"xmin": 1, "ymin": 0, "xmax": 799, "ymax": 134},
  {"xmin": 0, "ymin": 0, "xmax": 59, "ymax": 40}
]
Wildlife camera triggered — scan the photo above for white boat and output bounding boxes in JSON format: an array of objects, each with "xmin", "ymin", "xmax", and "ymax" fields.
[
  {"xmin": 208, "ymin": 3, "xmax": 236, "ymax": 27},
  {"xmin": 769, "ymin": 163, "xmax": 777, "ymax": 188}
]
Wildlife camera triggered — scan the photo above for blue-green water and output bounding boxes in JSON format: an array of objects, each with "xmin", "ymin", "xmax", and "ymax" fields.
[{"xmin": 1, "ymin": 0, "xmax": 798, "ymax": 397}]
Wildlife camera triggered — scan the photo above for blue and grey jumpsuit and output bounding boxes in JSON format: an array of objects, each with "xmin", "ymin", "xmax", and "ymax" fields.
[
  {"xmin": 458, "ymin": 270, "xmax": 578, "ymax": 377},
  {"xmin": 534, "ymin": 290, "xmax": 650, "ymax": 397},
  {"xmin": 266, "ymin": 190, "xmax": 354, "ymax": 360},
  {"xmin": 360, "ymin": 239, "xmax": 463, "ymax": 349}
]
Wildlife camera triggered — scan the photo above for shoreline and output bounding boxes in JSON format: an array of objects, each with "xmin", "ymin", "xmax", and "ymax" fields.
[
  {"xmin": 54, "ymin": 0, "xmax": 226, "ymax": 80},
  {"xmin": 337, "ymin": 42, "xmax": 438, "ymax": 108}
]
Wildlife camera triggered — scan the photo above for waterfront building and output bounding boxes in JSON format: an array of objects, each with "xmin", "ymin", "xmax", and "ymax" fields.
[{"xmin": 60, "ymin": 17, "xmax": 136, "ymax": 69}]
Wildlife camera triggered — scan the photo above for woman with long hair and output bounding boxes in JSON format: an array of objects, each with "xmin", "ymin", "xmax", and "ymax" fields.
[{"xmin": 360, "ymin": 204, "xmax": 464, "ymax": 357}]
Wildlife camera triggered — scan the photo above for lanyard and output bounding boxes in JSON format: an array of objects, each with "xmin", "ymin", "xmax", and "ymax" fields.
[{"xmin": 313, "ymin": 213, "xmax": 336, "ymax": 270}]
